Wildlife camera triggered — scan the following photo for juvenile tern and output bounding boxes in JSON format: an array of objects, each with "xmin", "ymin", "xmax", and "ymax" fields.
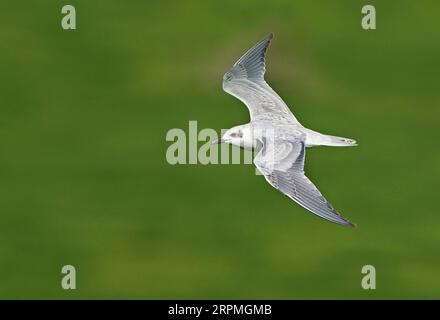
[{"xmin": 214, "ymin": 34, "xmax": 357, "ymax": 227}]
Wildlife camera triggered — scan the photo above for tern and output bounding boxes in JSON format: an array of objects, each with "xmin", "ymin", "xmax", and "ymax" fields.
[{"xmin": 213, "ymin": 34, "xmax": 357, "ymax": 227}]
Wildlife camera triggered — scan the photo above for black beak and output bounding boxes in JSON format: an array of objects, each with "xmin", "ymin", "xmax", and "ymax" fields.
[{"xmin": 211, "ymin": 138, "xmax": 225, "ymax": 145}]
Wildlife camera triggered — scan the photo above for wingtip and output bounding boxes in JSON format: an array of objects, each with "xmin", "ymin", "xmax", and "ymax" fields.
[
  {"xmin": 266, "ymin": 33, "xmax": 274, "ymax": 43},
  {"xmin": 345, "ymin": 220, "xmax": 357, "ymax": 228},
  {"xmin": 264, "ymin": 33, "xmax": 274, "ymax": 49}
]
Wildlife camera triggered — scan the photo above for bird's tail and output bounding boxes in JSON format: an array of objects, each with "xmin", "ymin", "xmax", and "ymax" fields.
[{"xmin": 319, "ymin": 134, "xmax": 357, "ymax": 147}]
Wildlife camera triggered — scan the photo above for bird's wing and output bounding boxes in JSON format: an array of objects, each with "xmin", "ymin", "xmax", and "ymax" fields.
[
  {"xmin": 222, "ymin": 34, "xmax": 301, "ymax": 124},
  {"xmin": 253, "ymin": 136, "xmax": 355, "ymax": 227}
]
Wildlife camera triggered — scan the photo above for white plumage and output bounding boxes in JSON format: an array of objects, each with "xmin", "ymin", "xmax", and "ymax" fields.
[{"xmin": 216, "ymin": 34, "xmax": 357, "ymax": 227}]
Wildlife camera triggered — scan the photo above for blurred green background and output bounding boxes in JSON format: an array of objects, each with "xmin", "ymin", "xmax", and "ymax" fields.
[{"xmin": 0, "ymin": 0, "xmax": 439, "ymax": 299}]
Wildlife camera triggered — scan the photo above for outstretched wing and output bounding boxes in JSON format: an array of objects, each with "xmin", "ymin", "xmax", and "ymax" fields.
[
  {"xmin": 222, "ymin": 34, "xmax": 300, "ymax": 124},
  {"xmin": 254, "ymin": 137, "xmax": 355, "ymax": 227}
]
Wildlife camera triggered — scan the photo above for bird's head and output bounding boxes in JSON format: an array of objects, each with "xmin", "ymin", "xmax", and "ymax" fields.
[
  {"xmin": 212, "ymin": 126, "xmax": 244, "ymax": 146},
  {"xmin": 212, "ymin": 124, "xmax": 256, "ymax": 149}
]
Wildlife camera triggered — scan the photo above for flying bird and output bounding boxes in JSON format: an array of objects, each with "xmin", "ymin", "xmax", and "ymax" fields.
[{"xmin": 213, "ymin": 34, "xmax": 357, "ymax": 227}]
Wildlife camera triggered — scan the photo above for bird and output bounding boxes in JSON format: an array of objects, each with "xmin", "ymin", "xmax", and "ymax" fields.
[{"xmin": 212, "ymin": 34, "xmax": 358, "ymax": 227}]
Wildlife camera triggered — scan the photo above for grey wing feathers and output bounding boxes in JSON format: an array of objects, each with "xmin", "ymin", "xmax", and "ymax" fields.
[
  {"xmin": 231, "ymin": 33, "xmax": 273, "ymax": 81},
  {"xmin": 254, "ymin": 139, "xmax": 355, "ymax": 227},
  {"xmin": 223, "ymin": 34, "xmax": 300, "ymax": 124},
  {"xmin": 265, "ymin": 169, "xmax": 355, "ymax": 227}
]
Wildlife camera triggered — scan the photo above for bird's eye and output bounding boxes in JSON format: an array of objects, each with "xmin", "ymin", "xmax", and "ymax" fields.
[{"xmin": 230, "ymin": 131, "xmax": 242, "ymax": 138}]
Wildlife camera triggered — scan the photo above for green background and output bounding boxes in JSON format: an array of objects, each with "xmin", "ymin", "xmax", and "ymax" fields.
[{"xmin": 1, "ymin": 0, "xmax": 439, "ymax": 299}]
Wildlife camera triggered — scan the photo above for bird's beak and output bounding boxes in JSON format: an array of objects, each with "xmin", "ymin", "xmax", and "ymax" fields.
[{"xmin": 211, "ymin": 138, "xmax": 225, "ymax": 145}]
